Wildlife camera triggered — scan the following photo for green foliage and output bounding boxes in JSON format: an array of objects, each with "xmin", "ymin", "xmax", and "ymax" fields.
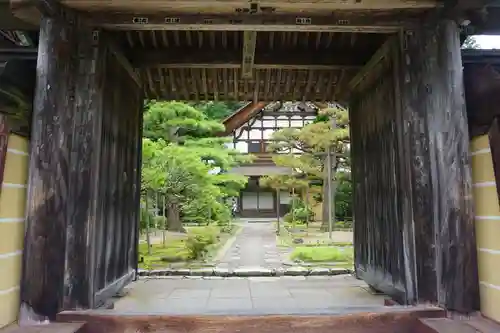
[
  {"xmin": 139, "ymin": 205, "xmax": 154, "ymax": 234},
  {"xmin": 143, "ymin": 101, "xmax": 224, "ymax": 142},
  {"xmin": 154, "ymin": 216, "xmax": 167, "ymax": 229},
  {"xmin": 334, "ymin": 220, "xmax": 353, "ymax": 229},
  {"xmin": 268, "ymin": 106, "xmax": 349, "ymax": 156},
  {"xmin": 190, "ymin": 101, "xmax": 246, "ymax": 121},
  {"xmin": 185, "ymin": 233, "xmax": 217, "ymax": 260},
  {"xmin": 293, "ymin": 207, "xmax": 313, "ymax": 223},
  {"xmin": 335, "ymin": 172, "xmax": 352, "ymax": 220},
  {"xmin": 141, "ymin": 101, "xmax": 249, "ymax": 230},
  {"xmin": 284, "ymin": 197, "xmax": 314, "ymax": 224},
  {"xmin": 290, "ymin": 246, "xmax": 353, "ymax": 263},
  {"xmin": 260, "ymin": 174, "xmax": 309, "ymax": 191},
  {"xmin": 264, "ymin": 106, "xmax": 350, "ymax": 187},
  {"xmin": 263, "ymin": 105, "xmax": 351, "ymax": 225}
]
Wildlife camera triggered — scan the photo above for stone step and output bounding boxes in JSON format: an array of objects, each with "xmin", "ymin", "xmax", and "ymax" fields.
[
  {"xmin": 138, "ymin": 266, "xmax": 352, "ymax": 278},
  {"xmin": 419, "ymin": 316, "xmax": 500, "ymax": 333},
  {"xmin": 419, "ymin": 318, "xmax": 477, "ymax": 333},
  {"xmin": 465, "ymin": 316, "xmax": 500, "ymax": 333}
]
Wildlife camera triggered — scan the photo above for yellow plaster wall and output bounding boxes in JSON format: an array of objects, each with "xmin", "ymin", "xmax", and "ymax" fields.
[
  {"xmin": 0, "ymin": 134, "xmax": 29, "ymax": 328},
  {"xmin": 470, "ymin": 135, "xmax": 500, "ymax": 323}
]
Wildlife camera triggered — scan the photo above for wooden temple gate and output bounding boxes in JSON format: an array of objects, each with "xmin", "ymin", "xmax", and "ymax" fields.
[
  {"xmin": 1, "ymin": 0, "xmax": 499, "ymax": 322},
  {"xmin": 22, "ymin": 21, "xmax": 144, "ymax": 315}
]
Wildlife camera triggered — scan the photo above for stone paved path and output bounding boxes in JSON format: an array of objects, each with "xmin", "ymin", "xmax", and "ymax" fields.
[
  {"xmin": 216, "ymin": 220, "xmax": 291, "ymax": 270},
  {"xmin": 111, "ymin": 275, "xmax": 386, "ymax": 315}
]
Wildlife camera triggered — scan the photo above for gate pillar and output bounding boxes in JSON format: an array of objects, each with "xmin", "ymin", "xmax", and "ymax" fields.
[
  {"xmin": 400, "ymin": 19, "xmax": 479, "ymax": 312},
  {"xmin": 21, "ymin": 10, "xmax": 107, "ymax": 319}
]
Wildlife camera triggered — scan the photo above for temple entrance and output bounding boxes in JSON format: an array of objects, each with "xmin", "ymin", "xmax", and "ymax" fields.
[
  {"xmin": 2, "ymin": 0, "xmax": 499, "ymax": 330},
  {"xmin": 240, "ymin": 179, "xmax": 277, "ymax": 218}
]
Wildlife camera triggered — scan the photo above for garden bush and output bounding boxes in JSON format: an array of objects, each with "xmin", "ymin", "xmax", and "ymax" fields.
[
  {"xmin": 185, "ymin": 232, "xmax": 217, "ymax": 260},
  {"xmin": 154, "ymin": 216, "xmax": 167, "ymax": 229},
  {"xmin": 182, "ymin": 197, "xmax": 233, "ymax": 226},
  {"xmin": 284, "ymin": 205, "xmax": 314, "ymax": 225},
  {"xmin": 283, "ymin": 212, "xmax": 293, "ymax": 223},
  {"xmin": 334, "ymin": 219, "xmax": 353, "ymax": 230},
  {"xmin": 334, "ymin": 221, "xmax": 345, "ymax": 229},
  {"xmin": 293, "ymin": 207, "xmax": 312, "ymax": 223},
  {"xmin": 139, "ymin": 206, "xmax": 154, "ymax": 234},
  {"xmin": 219, "ymin": 224, "xmax": 235, "ymax": 234}
]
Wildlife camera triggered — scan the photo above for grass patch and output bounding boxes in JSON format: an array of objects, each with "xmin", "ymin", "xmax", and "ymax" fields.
[
  {"xmin": 300, "ymin": 242, "xmax": 353, "ymax": 247},
  {"xmin": 139, "ymin": 224, "xmax": 238, "ymax": 270},
  {"xmin": 290, "ymin": 246, "xmax": 353, "ymax": 263},
  {"xmin": 276, "ymin": 220, "xmax": 353, "ymax": 248}
]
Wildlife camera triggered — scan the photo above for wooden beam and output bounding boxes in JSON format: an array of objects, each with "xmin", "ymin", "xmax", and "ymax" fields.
[
  {"xmin": 0, "ymin": 47, "xmax": 38, "ymax": 60},
  {"xmin": 60, "ymin": 0, "xmax": 440, "ymax": 12},
  {"xmin": 462, "ymin": 49, "xmax": 500, "ymax": 64},
  {"xmin": 130, "ymin": 48, "xmax": 366, "ymax": 70},
  {"xmin": 0, "ymin": 2, "xmax": 37, "ymax": 29},
  {"xmin": 221, "ymin": 101, "xmax": 267, "ymax": 135},
  {"xmin": 107, "ymin": 37, "xmax": 141, "ymax": 87},
  {"xmin": 347, "ymin": 37, "xmax": 394, "ymax": 91},
  {"xmin": 242, "ymin": 31, "xmax": 256, "ymax": 79},
  {"xmin": 86, "ymin": 13, "xmax": 420, "ymax": 32},
  {"xmin": 464, "ymin": 6, "xmax": 500, "ymax": 35},
  {"xmin": 10, "ymin": 0, "xmax": 60, "ymax": 25}
]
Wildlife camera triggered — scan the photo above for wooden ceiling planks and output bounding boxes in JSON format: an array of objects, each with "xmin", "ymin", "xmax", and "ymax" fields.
[
  {"xmin": 142, "ymin": 67, "xmax": 357, "ymax": 101},
  {"xmin": 9, "ymin": 0, "xmax": 452, "ymax": 102},
  {"xmin": 120, "ymin": 30, "xmax": 385, "ymax": 101}
]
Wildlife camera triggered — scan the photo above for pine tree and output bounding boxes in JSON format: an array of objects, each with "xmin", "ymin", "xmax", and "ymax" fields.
[
  {"xmin": 265, "ymin": 106, "xmax": 350, "ymax": 230},
  {"xmin": 141, "ymin": 101, "xmax": 250, "ymax": 232}
]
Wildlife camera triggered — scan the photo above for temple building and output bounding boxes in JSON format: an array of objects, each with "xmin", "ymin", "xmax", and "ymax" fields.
[{"xmin": 222, "ymin": 101, "xmax": 320, "ymax": 218}]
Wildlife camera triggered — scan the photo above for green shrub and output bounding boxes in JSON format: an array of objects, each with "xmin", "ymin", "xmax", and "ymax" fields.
[
  {"xmin": 293, "ymin": 207, "xmax": 311, "ymax": 223},
  {"xmin": 283, "ymin": 213, "xmax": 293, "ymax": 223},
  {"xmin": 334, "ymin": 220, "xmax": 353, "ymax": 229},
  {"xmin": 139, "ymin": 207, "xmax": 154, "ymax": 234},
  {"xmin": 343, "ymin": 219, "xmax": 353, "ymax": 228},
  {"xmin": 284, "ymin": 204, "xmax": 314, "ymax": 225},
  {"xmin": 154, "ymin": 216, "xmax": 167, "ymax": 229},
  {"xmin": 219, "ymin": 224, "xmax": 235, "ymax": 234},
  {"xmin": 335, "ymin": 221, "xmax": 345, "ymax": 229},
  {"xmin": 185, "ymin": 233, "xmax": 217, "ymax": 260}
]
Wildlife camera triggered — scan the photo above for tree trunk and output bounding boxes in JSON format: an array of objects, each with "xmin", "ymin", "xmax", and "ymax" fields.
[
  {"xmin": 331, "ymin": 180, "xmax": 337, "ymax": 230},
  {"xmin": 145, "ymin": 196, "xmax": 152, "ymax": 255},
  {"xmin": 167, "ymin": 198, "xmax": 185, "ymax": 232},
  {"xmin": 162, "ymin": 194, "xmax": 166, "ymax": 247},
  {"xmin": 304, "ymin": 187, "xmax": 309, "ymax": 227},
  {"xmin": 320, "ymin": 183, "xmax": 329, "ymax": 231},
  {"xmin": 276, "ymin": 189, "xmax": 280, "ymax": 235},
  {"xmin": 321, "ymin": 180, "xmax": 337, "ymax": 231},
  {"xmin": 146, "ymin": 214, "xmax": 152, "ymax": 255},
  {"xmin": 321, "ymin": 149, "xmax": 338, "ymax": 231}
]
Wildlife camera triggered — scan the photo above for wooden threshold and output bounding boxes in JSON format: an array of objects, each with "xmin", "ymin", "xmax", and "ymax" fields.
[{"xmin": 56, "ymin": 307, "xmax": 446, "ymax": 333}]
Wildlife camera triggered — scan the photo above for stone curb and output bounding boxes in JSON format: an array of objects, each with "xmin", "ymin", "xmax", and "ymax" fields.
[{"xmin": 138, "ymin": 267, "xmax": 352, "ymax": 278}]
